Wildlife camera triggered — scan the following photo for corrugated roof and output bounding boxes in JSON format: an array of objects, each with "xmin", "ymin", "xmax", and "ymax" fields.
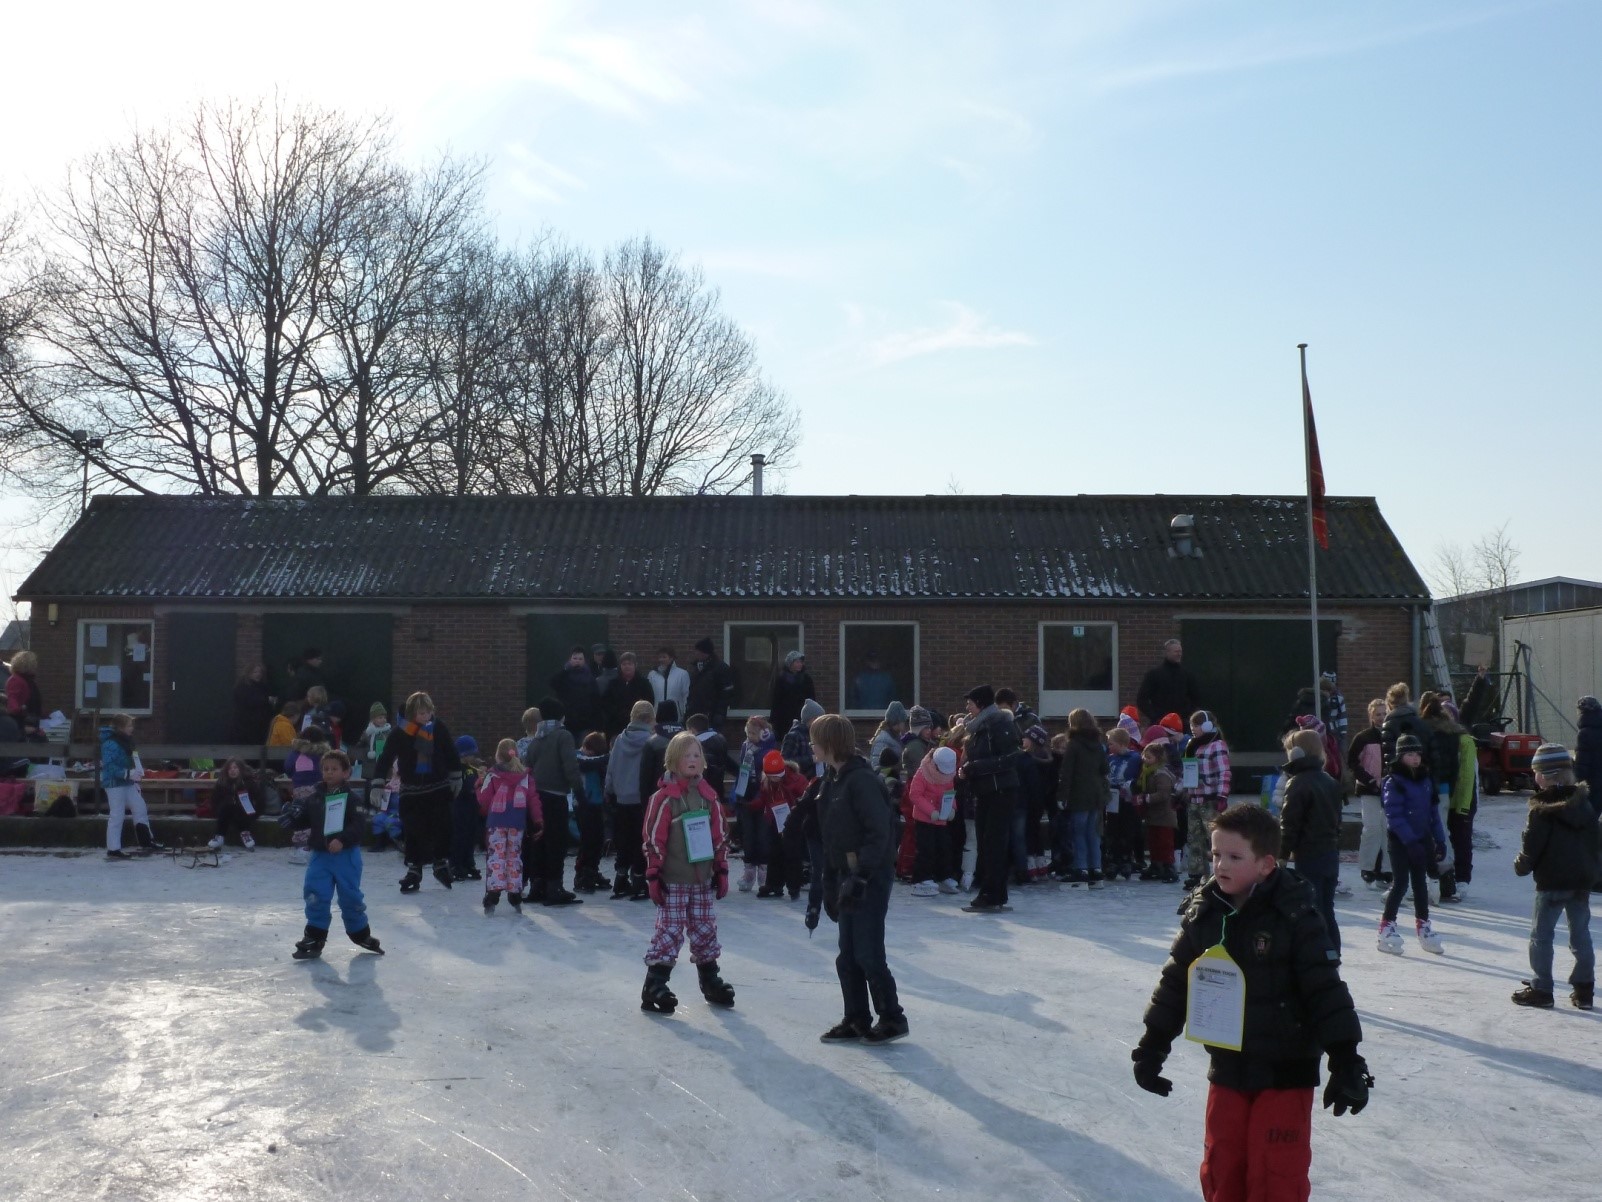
[{"xmin": 14, "ymin": 494, "xmax": 1429, "ymax": 603}]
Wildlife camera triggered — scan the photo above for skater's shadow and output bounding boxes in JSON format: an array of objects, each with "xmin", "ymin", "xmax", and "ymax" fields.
[
  {"xmin": 1363, "ymin": 1012, "xmax": 1602, "ymax": 1094},
  {"xmin": 294, "ymin": 953, "xmax": 400, "ymax": 1053},
  {"xmin": 657, "ymin": 1008, "xmax": 962, "ymax": 1186},
  {"xmin": 889, "ymin": 958, "xmax": 1068, "ymax": 1035}
]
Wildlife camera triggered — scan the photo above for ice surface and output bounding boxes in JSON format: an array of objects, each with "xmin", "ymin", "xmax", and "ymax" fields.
[{"xmin": 0, "ymin": 798, "xmax": 1596, "ymax": 1201}]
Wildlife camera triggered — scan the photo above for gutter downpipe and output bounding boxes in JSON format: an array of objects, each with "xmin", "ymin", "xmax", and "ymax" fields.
[{"xmin": 1410, "ymin": 604, "xmax": 1422, "ymax": 698}]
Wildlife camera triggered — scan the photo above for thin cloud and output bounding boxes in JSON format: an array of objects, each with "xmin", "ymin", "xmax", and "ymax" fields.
[{"xmin": 865, "ymin": 303, "xmax": 1035, "ymax": 367}]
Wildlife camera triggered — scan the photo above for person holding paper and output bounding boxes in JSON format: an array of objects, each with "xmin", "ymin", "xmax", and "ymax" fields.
[
  {"xmin": 640, "ymin": 732, "xmax": 734, "ymax": 1013},
  {"xmin": 754, "ymin": 750, "xmax": 807, "ymax": 899},
  {"xmin": 206, "ymin": 758, "xmax": 264, "ymax": 850},
  {"xmin": 1133, "ymin": 803, "xmax": 1372, "ymax": 1201},
  {"xmin": 1182, "ymin": 711, "xmax": 1233, "ymax": 891},
  {"xmin": 281, "ymin": 750, "xmax": 383, "ymax": 960},
  {"xmin": 906, "ymin": 745, "xmax": 960, "ymax": 898}
]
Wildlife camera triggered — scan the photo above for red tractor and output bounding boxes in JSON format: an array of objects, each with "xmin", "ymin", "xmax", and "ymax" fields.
[{"xmin": 1456, "ymin": 648, "xmax": 1542, "ymax": 794}]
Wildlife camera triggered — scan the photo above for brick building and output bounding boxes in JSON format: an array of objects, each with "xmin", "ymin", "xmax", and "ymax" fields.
[{"xmin": 13, "ymin": 494, "xmax": 1428, "ymax": 765}]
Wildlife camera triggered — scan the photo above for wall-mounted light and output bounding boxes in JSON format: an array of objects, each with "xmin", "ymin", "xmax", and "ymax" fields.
[
  {"xmin": 1168, "ymin": 514, "xmax": 1203, "ymax": 559},
  {"xmin": 47, "ymin": 603, "xmax": 59, "ymax": 626}
]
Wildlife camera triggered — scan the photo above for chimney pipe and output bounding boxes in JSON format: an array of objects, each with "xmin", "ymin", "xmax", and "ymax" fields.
[{"xmin": 751, "ymin": 453, "xmax": 766, "ymax": 497}]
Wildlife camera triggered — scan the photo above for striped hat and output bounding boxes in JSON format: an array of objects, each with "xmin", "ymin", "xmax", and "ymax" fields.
[{"xmin": 1531, "ymin": 743, "xmax": 1573, "ymax": 774}]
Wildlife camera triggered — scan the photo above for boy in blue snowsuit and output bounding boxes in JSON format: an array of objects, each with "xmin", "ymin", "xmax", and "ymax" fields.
[{"xmin": 283, "ymin": 750, "xmax": 384, "ymax": 960}]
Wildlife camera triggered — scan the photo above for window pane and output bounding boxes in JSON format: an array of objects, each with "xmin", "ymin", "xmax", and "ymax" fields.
[
  {"xmin": 727, "ymin": 624, "xmax": 801, "ymax": 712},
  {"xmin": 80, "ymin": 621, "xmax": 154, "ymax": 711},
  {"xmin": 1043, "ymin": 625, "xmax": 1113, "ymax": 692},
  {"xmin": 842, "ymin": 624, "xmax": 916, "ymax": 712}
]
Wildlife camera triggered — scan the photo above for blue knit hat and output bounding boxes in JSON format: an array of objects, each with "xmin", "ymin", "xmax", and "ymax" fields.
[
  {"xmin": 1531, "ymin": 743, "xmax": 1572, "ymax": 774},
  {"xmin": 455, "ymin": 735, "xmax": 479, "ymax": 756}
]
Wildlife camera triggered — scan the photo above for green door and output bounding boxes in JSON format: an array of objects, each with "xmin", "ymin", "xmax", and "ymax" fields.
[
  {"xmin": 167, "ymin": 612, "xmax": 238, "ymax": 742},
  {"xmin": 1181, "ymin": 618, "xmax": 1340, "ymax": 754},
  {"xmin": 526, "ymin": 614, "xmax": 610, "ymax": 707},
  {"xmin": 263, "ymin": 613, "xmax": 395, "ymax": 727}
]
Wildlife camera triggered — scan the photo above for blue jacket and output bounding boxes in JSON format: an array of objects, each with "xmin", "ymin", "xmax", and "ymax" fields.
[
  {"xmin": 100, "ymin": 727, "xmax": 135, "ymax": 787},
  {"xmin": 1382, "ymin": 765, "xmax": 1445, "ymax": 848}
]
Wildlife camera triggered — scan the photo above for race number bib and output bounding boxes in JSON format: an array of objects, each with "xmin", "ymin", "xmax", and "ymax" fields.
[
  {"xmin": 1185, "ymin": 944, "xmax": 1246, "ymax": 1051},
  {"xmin": 238, "ymin": 791, "xmax": 256, "ymax": 816},
  {"xmin": 680, "ymin": 810, "xmax": 715, "ymax": 863},
  {"xmin": 772, "ymin": 803, "xmax": 791, "ymax": 833},
  {"xmin": 937, "ymin": 790, "xmax": 957, "ymax": 823},
  {"xmin": 1181, "ymin": 758, "xmax": 1201, "ymax": 791},
  {"xmin": 323, "ymin": 793, "xmax": 349, "ymax": 838}
]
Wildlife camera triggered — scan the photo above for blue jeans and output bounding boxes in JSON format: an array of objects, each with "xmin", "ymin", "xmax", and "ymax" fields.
[
  {"xmin": 836, "ymin": 867, "xmax": 902, "ymax": 1024},
  {"xmin": 1069, "ymin": 811, "xmax": 1102, "ymax": 874},
  {"xmin": 1529, "ymin": 890, "xmax": 1595, "ymax": 992},
  {"xmin": 1294, "ymin": 850, "xmax": 1341, "ymax": 954},
  {"xmin": 304, "ymin": 848, "xmax": 367, "ymax": 934}
]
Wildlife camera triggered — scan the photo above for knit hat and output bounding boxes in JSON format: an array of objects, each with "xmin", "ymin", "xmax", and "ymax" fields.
[
  {"xmin": 885, "ymin": 700, "xmax": 910, "ymax": 727},
  {"xmin": 1024, "ymin": 724, "xmax": 1050, "ymax": 747},
  {"xmin": 965, "ymin": 684, "xmax": 996, "ymax": 709},
  {"xmin": 931, "ymin": 746, "xmax": 957, "ymax": 776},
  {"xmin": 784, "ymin": 649, "xmax": 805, "ymax": 668},
  {"xmin": 800, "ymin": 698, "xmax": 825, "ymax": 727},
  {"xmin": 1115, "ymin": 713, "xmax": 1144, "ymax": 746},
  {"xmin": 694, "ymin": 637, "xmax": 715, "ymax": 656},
  {"xmin": 908, "ymin": 705, "xmax": 934, "ymax": 732},
  {"xmin": 1580, "ymin": 696, "xmax": 1601, "ymax": 714},
  {"xmin": 1144, "ymin": 725, "xmax": 1170, "ymax": 749},
  {"xmin": 1160, "ymin": 712, "xmax": 1185, "ymax": 733},
  {"xmin": 455, "ymin": 735, "xmax": 478, "ymax": 756},
  {"xmin": 1294, "ymin": 713, "xmax": 1326, "ymax": 735},
  {"xmin": 369, "ymin": 701, "xmax": 388, "ymax": 717},
  {"xmin": 762, "ymin": 750, "xmax": 786, "ymax": 775},
  {"xmin": 1395, "ymin": 733, "xmax": 1424, "ymax": 755},
  {"xmin": 1120, "ymin": 705, "xmax": 1141, "ymax": 721},
  {"xmin": 539, "ymin": 696, "xmax": 565, "ymax": 722},
  {"xmin": 1531, "ymin": 743, "xmax": 1573, "ymax": 774}
]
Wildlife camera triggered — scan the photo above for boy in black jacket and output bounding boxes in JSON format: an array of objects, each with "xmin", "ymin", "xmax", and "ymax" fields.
[
  {"xmin": 1279, "ymin": 730, "xmax": 1347, "ymax": 952},
  {"xmin": 1511, "ymin": 744, "xmax": 1597, "ymax": 1009},
  {"xmin": 283, "ymin": 750, "xmax": 384, "ymax": 960},
  {"xmin": 1134, "ymin": 804, "xmax": 1371, "ymax": 1200}
]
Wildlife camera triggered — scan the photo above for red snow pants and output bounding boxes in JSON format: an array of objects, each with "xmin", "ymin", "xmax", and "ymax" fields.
[{"xmin": 1200, "ymin": 1084, "xmax": 1314, "ymax": 1202}]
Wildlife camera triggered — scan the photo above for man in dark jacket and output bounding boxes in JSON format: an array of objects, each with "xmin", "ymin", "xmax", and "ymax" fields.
[
  {"xmin": 1279, "ymin": 730, "xmax": 1347, "ymax": 951},
  {"xmin": 812, "ymin": 713, "xmax": 907, "ymax": 1045},
  {"xmin": 291, "ymin": 648, "xmax": 326, "ymax": 704},
  {"xmin": 959, "ymin": 685, "xmax": 1024, "ymax": 912},
  {"xmin": 524, "ymin": 698, "xmax": 584, "ymax": 906},
  {"xmin": 685, "ymin": 713, "xmax": 732, "ymax": 799},
  {"xmin": 549, "ymin": 648, "xmax": 602, "ymax": 739},
  {"xmin": 1511, "ymin": 744, "xmax": 1598, "ymax": 1009},
  {"xmin": 768, "ymin": 650, "xmax": 816, "ymax": 739},
  {"xmin": 687, "ymin": 638, "xmax": 736, "ymax": 730},
  {"xmin": 1135, "ymin": 640, "xmax": 1201, "ymax": 726},
  {"xmin": 602, "ymin": 652, "xmax": 656, "ymax": 739},
  {"xmin": 1575, "ymin": 697, "xmax": 1602, "ymax": 816},
  {"xmin": 1380, "ymin": 684, "xmax": 1433, "ymax": 775}
]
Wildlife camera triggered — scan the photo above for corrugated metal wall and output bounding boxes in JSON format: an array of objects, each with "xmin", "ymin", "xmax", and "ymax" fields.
[{"xmin": 1501, "ymin": 607, "xmax": 1602, "ymax": 741}]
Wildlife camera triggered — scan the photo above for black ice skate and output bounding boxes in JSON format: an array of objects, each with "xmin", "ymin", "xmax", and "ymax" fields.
[
  {"xmin": 431, "ymin": 860, "xmax": 454, "ymax": 889},
  {"xmin": 641, "ymin": 963, "xmax": 678, "ymax": 1014},
  {"xmin": 483, "ymin": 890, "xmax": 501, "ymax": 912},
  {"xmin": 697, "ymin": 960, "xmax": 736, "ymax": 1007},
  {"xmin": 347, "ymin": 927, "xmax": 384, "ymax": 954},
  {"xmin": 399, "ymin": 863, "xmax": 422, "ymax": 893},
  {"xmin": 292, "ymin": 925, "xmax": 328, "ymax": 960}
]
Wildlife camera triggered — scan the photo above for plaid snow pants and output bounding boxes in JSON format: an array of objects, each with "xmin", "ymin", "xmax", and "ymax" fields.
[{"xmin": 644, "ymin": 881, "xmax": 721, "ymax": 966}]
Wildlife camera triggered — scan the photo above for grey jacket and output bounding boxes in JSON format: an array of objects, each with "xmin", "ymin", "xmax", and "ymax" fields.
[
  {"xmin": 605, "ymin": 721, "xmax": 654, "ymax": 805},
  {"xmin": 525, "ymin": 720, "xmax": 582, "ymax": 797}
]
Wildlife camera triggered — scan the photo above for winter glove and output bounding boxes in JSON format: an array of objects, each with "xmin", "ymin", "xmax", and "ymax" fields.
[
  {"xmin": 836, "ymin": 874, "xmax": 868, "ymax": 913},
  {"xmin": 646, "ymin": 874, "xmax": 665, "ymax": 907},
  {"xmin": 1403, "ymin": 840, "xmax": 1430, "ymax": 870},
  {"xmin": 1323, "ymin": 1045, "xmax": 1374, "ymax": 1117},
  {"xmin": 1130, "ymin": 1046, "xmax": 1173, "ymax": 1097},
  {"xmin": 804, "ymin": 904, "xmax": 821, "ymax": 932},
  {"xmin": 1434, "ymin": 839, "xmax": 1448, "ymax": 863},
  {"xmin": 714, "ymin": 867, "xmax": 729, "ymax": 901}
]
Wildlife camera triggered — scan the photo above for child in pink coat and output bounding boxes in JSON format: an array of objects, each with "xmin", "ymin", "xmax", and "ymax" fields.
[
  {"xmin": 477, "ymin": 739, "xmax": 542, "ymax": 913},
  {"xmin": 907, "ymin": 746, "xmax": 960, "ymax": 897}
]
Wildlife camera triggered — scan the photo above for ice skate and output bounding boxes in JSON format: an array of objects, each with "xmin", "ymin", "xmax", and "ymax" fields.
[
  {"xmin": 348, "ymin": 927, "xmax": 383, "ymax": 954},
  {"xmin": 240, "ymin": 832, "xmax": 256, "ymax": 851},
  {"xmin": 696, "ymin": 961, "xmax": 735, "ymax": 1008},
  {"xmin": 505, "ymin": 889, "xmax": 522, "ymax": 912},
  {"xmin": 910, "ymin": 880, "xmax": 939, "ymax": 897},
  {"xmin": 106, "ymin": 848, "xmax": 132, "ymax": 860},
  {"xmin": 483, "ymin": 890, "xmax": 500, "ymax": 912},
  {"xmin": 938, "ymin": 878, "xmax": 960, "ymax": 894},
  {"xmin": 1415, "ymin": 918, "xmax": 1444, "ymax": 954},
  {"xmin": 207, "ymin": 835, "xmax": 225, "ymax": 851},
  {"xmin": 1511, "ymin": 984, "xmax": 1554, "ymax": 1008},
  {"xmin": 1334, "ymin": 877, "xmax": 1352, "ymax": 897},
  {"xmin": 1376, "ymin": 919, "xmax": 1404, "ymax": 955},
  {"xmin": 864, "ymin": 1015, "xmax": 909, "ymax": 1044},
  {"xmin": 738, "ymin": 864, "xmax": 757, "ymax": 892},
  {"xmin": 134, "ymin": 824, "xmax": 167, "ymax": 853},
  {"xmin": 1570, "ymin": 984, "xmax": 1594, "ymax": 1010},
  {"xmin": 431, "ymin": 860, "xmax": 454, "ymax": 889},
  {"xmin": 1087, "ymin": 871, "xmax": 1104, "ymax": 890},
  {"xmin": 610, "ymin": 873, "xmax": 631, "ymax": 899},
  {"xmin": 399, "ymin": 863, "xmax": 422, "ymax": 893},
  {"xmin": 641, "ymin": 964, "xmax": 678, "ymax": 1014},
  {"xmin": 819, "ymin": 1017, "xmax": 870, "ymax": 1043},
  {"xmin": 292, "ymin": 925, "xmax": 327, "ymax": 960}
]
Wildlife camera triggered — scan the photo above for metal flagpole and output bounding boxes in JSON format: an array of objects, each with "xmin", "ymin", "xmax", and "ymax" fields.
[{"xmin": 1299, "ymin": 343, "xmax": 1320, "ymax": 707}]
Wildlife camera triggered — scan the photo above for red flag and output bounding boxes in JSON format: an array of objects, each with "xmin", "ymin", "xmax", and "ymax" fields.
[{"xmin": 1303, "ymin": 372, "xmax": 1329, "ymax": 550}]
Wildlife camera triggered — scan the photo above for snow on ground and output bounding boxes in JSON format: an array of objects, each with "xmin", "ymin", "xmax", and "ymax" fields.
[{"xmin": 0, "ymin": 796, "xmax": 1596, "ymax": 1202}]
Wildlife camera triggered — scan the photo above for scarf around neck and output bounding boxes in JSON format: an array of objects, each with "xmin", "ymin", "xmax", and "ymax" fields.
[{"xmin": 406, "ymin": 719, "xmax": 435, "ymax": 773}]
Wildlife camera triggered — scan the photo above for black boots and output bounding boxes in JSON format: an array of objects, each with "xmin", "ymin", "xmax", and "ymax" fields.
[
  {"xmin": 348, "ymin": 927, "xmax": 384, "ymax": 954},
  {"xmin": 399, "ymin": 863, "xmax": 422, "ymax": 893},
  {"xmin": 293, "ymin": 925, "xmax": 328, "ymax": 960},
  {"xmin": 641, "ymin": 963, "xmax": 677, "ymax": 1014},
  {"xmin": 697, "ymin": 961, "xmax": 735, "ymax": 1007},
  {"xmin": 543, "ymin": 881, "xmax": 581, "ymax": 906},
  {"xmin": 431, "ymin": 861, "xmax": 454, "ymax": 889}
]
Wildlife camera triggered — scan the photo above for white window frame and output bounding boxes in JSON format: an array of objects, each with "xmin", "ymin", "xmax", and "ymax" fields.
[
  {"xmin": 839, "ymin": 621, "xmax": 920, "ymax": 718},
  {"xmin": 76, "ymin": 618, "xmax": 156, "ymax": 715},
  {"xmin": 1037, "ymin": 621, "xmax": 1118, "ymax": 719},
  {"xmin": 724, "ymin": 621, "xmax": 804, "ymax": 719}
]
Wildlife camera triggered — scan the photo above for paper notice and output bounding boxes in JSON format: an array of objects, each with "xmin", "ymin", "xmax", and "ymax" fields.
[{"xmin": 89, "ymin": 625, "xmax": 108, "ymax": 648}]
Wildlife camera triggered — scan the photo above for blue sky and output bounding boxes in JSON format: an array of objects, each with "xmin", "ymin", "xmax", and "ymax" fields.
[{"xmin": 3, "ymin": 0, "xmax": 1599, "ymax": 599}]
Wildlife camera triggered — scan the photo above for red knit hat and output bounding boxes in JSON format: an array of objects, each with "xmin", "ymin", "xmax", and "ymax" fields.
[
  {"xmin": 1120, "ymin": 705, "xmax": 1141, "ymax": 721},
  {"xmin": 762, "ymin": 750, "xmax": 786, "ymax": 775},
  {"xmin": 1160, "ymin": 712, "xmax": 1185, "ymax": 732}
]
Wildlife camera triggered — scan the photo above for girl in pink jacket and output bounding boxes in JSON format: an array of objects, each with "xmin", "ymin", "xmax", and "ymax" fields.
[
  {"xmin": 477, "ymin": 740, "xmax": 542, "ymax": 913},
  {"xmin": 907, "ymin": 746, "xmax": 960, "ymax": 898}
]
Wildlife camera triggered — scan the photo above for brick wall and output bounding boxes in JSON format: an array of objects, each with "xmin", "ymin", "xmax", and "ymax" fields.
[{"xmin": 27, "ymin": 599, "xmax": 1418, "ymax": 749}]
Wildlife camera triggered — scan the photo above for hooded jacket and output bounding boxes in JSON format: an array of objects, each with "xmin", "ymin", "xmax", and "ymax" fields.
[
  {"xmin": 819, "ymin": 756, "xmax": 893, "ymax": 876},
  {"xmin": 1279, "ymin": 757, "xmax": 1344, "ymax": 862},
  {"xmin": 1138, "ymin": 763, "xmax": 1177, "ymax": 828},
  {"xmin": 1347, "ymin": 725, "xmax": 1384, "ymax": 797},
  {"xmin": 477, "ymin": 764, "xmax": 541, "ymax": 832},
  {"xmin": 1382, "ymin": 761, "xmax": 1446, "ymax": 849},
  {"xmin": 99, "ymin": 726, "xmax": 137, "ymax": 787},
  {"xmin": 1056, "ymin": 729, "xmax": 1109, "ymax": 813},
  {"xmin": 1139, "ymin": 868, "xmax": 1362, "ymax": 1092},
  {"xmin": 647, "ymin": 662, "xmax": 691, "ymax": 720},
  {"xmin": 1381, "ymin": 703, "xmax": 1433, "ymax": 776},
  {"xmin": 605, "ymin": 721, "xmax": 654, "ymax": 805},
  {"xmin": 525, "ymin": 720, "xmax": 583, "ymax": 798},
  {"xmin": 374, "ymin": 717, "xmax": 461, "ymax": 790},
  {"xmin": 1514, "ymin": 784, "xmax": 1599, "ymax": 891},
  {"xmin": 643, "ymin": 776, "xmax": 729, "ymax": 886},
  {"xmin": 907, "ymin": 755, "xmax": 957, "ymax": 826},
  {"xmin": 962, "ymin": 704, "xmax": 1023, "ymax": 795}
]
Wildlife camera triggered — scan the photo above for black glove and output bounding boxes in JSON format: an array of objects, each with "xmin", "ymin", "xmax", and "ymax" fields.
[
  {"xmin": 1130, "ymin": 1046, "xmax": 1172, "ymax": 1097},
  {"xmin": 836, "ymin": 874, "xmax": 868, "ymax": 912},
  {"xmin": 1323, "ymin": 1047, "xmax": 1374, "ymax": 1117},
  {"xmin": 804, "ymin": 905, "xmax": 820, "ymax": 932},
  {"xmin": 1434, "ymin": 839, "xmax": 1448, "ymax": 863}
]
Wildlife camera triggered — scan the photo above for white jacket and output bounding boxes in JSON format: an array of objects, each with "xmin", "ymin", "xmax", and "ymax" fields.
[{"xmin": 648, "ymin": 662, "xmax": 691, "ymax": 721}]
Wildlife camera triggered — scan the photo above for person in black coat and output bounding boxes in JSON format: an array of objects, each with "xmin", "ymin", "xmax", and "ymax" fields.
[
  {"xmin": 231, "ymin": 664, "xmax": 276, "ymax": 744},
  {"xmin": 1279, "ymin": 730, "xmax": 1347, "ymax": 951},
  {"xmin": 549, "ymin": 647, "xmax": 603, "ymax": 738},
  {"xmin": 687, "ymin": 638, "xmax": 736, "ymax": 730},
  {"xmin": 372, "ymin": 691, "xmax": 462, "ymax": 893},
  {"xmin": 768, "ymin": 651, "xmax": 816, "ymax": 739},
  {"xmin": 602, "ymin": 653, "xmax": 657, "ymax": 739},
  {"xmin": 1135, "ymin": 639, "xmax": 1201, "ymax": 726},
  {"xmin": 1134, "ymin": 804, "xmax": 1370, "ymax": 1197},
  {"xmin": 290, "ymin": 649, "xmax": 326, "ymax": 704},
  {"xmin": 1575, "ymin": 697, "xmax": 1602, "ymax": 817},
  {"xmin": 960, "ymin": 685, "xmax": 1024, "ymax": 911},
  {"xmin": 811, "ymin": 713, "xmax": 907, "ymax": 1045},
  {"xmin": 1380, "ymin": 684, "xmax": 1434, "ymax": 776},
  {"xmin": 1512, "ymin": 744, "xmax": 1599, "ymax": 1008}
]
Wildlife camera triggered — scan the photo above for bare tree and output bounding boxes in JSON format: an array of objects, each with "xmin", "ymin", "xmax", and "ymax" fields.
[
  {"xmin": 1432, "ymin": 524, "xmax": 1522, "ymax": 673},
  {"xmin": 1472, "ymin": 523, "xmax": 1521, "ymax": 593}
]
